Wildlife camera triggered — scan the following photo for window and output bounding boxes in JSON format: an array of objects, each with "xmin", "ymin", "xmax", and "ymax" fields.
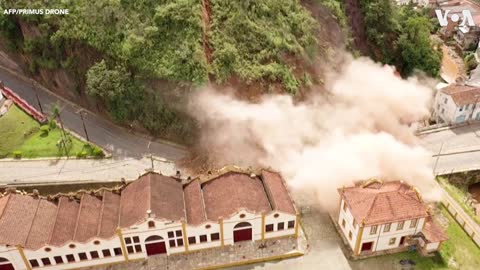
[
  {"xmin": 343, "ymin": 201, "xmax": 347, "ymax": 212},
  {"xmin": 200, "ymin": 235, "xmax": 207, "ymax": 243},
  {"xmin": 370, "ymin": 225, "xmax": 378, "ymax": 235},
  {"xmin": 240, "ymin": 213, "xmax": 246, "ymax": 218},
  {"xmin": 211, "ymin": 233, "xmax": 220, "ymax": 241},
  {"xmin": 384, "ymin": 223, "xmax": 391, "ymax": 233},
  {"xmin": 266, "ymin": 224, "xmax": 274, "ymax": 232},
  {"xmin": 102, "ymin": 249, "xmax": 111, "ymax": 257},
  {"xmin": 41, "ymin": 258, "xmax": 51, "ymax": 266},
  {"xmin": 167, "ymin": 230, "xmax": 184, "ymax": 248},
  {"xmin": 288, "ymin": 220, "xmax": 295, "ymax": 229},
  {"xmin": 341, "ymin": 219, "xmax": 346, "ymax": 228},
  {"xmin": 205, "ymin": 224, "xmax": 211, "ymax": 229},
  {"xmin": 389, "ymin": 237, "xmax": 396, "ymax": 245},
  {"xmin": 90, "ymin": 251, "xmax": 99, "ymax": 259},
  {"xmin": 273, "ymin": 213, "xmax": 279, "ymax": 218},
  {"xmin": 148, "ymin": 221, "xmax": 155, "ymax": 228},
  {"xmin": 78, "ymin": 253, "xmax": 87, "ymax": 261},
  {"xmin": 54, "ymin": 256, "xmax": 63, "ymax": 264},
  {"xmin": 29, "ymin": 259, "xmax": 39, "ymax": 268},
  {"xmin": 188, "ymin": 237, "xmax": 196, "ymax": 245},
  {"xmin": 44, "ymin": 247, "xmax": 51, "ymax": 252},
  {"xmin": 441, "ymin": 108, "xmax": 445, "ymax": 114},
  {"xmin": 444, "ymin": 98, "xmax": 447, "ymax": 104},
  {"xmin": 93, "ymin": 240, "xmax": 101, "ymax": 245},
  {"xmin": 437, "ymin": 104, "xmax": 440, "ymax": 110},
  {"xmin": 348, "ymin": 231, "xmax": 352, "ymax": 240},
  {"xmin": 410, "ymin": 219, "xmax": 418, "ymax": 228},
  {"xmin": 460, "ymin": 106, "xmax": 464, "ymax": 112},
  {"xmin": 397, "ymin": 221, "xmax": 404, "ymax": 230},
  {"xmin": 69, "ymin": 244, "xmax": 76, "ymax": 249},
  {"xmin": 114, "ymin": 248, "xmax": 123, "ymax": 256},
  {"xmin": 66, "ymin": 254, "xmax": 75, "ymax": 262},
  {"xmin": 277, "ymin": 222, "xmax": 284, "ymax": 230},
  {"xmin": 124, "ymin": 236, "xmax": 142, "ymax": 254}
]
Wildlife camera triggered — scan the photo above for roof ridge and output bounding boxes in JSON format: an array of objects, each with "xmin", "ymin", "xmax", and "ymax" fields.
[
  {"xmin": 148, "ymin": 173, "xmax": 152, "ymax": 217},
  {"xmin": 363, "ymin": 194, "xmax": 379, "ymax": 221},
  {"xmin": 259, "ymin": 172, "xmax": 275, "ymax": 211},
  {"xmin": 96, "ymin": 190, "xmax": 107, "ymax": 237},
  {"xmin": 72, "ymin": 194, "xmax": 86, "ymax": 241},
  {"xmin": 385, "ymin": 193, "xmax": 396, "ymax": 222},
  {"xmin": 48, "ymin": 197, "xmax": 63, "ymax": 244},
  {"xmin": 198, "ymin": 181, "xmax": 208, "ymax": 222},
  {"xmin": 23, "ymin": 196, "xmax": 42, "ymax": 246},
  {"xmin": 0, "ymin": 194, "xmax": 12, "ymax": 221}
]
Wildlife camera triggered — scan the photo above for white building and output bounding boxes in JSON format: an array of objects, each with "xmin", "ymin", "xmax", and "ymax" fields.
[
  {"xmin": 0, "ymin": 168, "xmax": 299, "ymax": 270},
  {"xmin": 434, "ymin": 84, "xmax": 480, "ymax": 124},
  {"xmin": 337, "ymin": 180, "xmax": 446, "ymax": 256},
  {"xmin": 395, "ymin": 0, "xmax": 430, "ymax": 6}
]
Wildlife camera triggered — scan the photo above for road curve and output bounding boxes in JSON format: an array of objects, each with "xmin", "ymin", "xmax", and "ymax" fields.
[{"xmin": 0, "ymin": 66, "xmax": 187, "ymax": 161}]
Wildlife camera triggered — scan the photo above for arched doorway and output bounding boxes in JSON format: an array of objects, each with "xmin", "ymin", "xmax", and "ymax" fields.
[
  {"xmin": 0, "ymin": 257, "xmax": 14, "ymax": 270},
  {"xmin": 233, "ymin": 222, "xmax": 252, "ymax": 242},
  {"xmin": 144, "ymin": 235, "xmax": 167, "ymax": 256}
]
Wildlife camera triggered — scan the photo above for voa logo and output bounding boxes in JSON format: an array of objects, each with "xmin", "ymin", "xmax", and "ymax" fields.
[{"xmin": 435, "ymin": 10, "xmax": 475, "ymax": 31}]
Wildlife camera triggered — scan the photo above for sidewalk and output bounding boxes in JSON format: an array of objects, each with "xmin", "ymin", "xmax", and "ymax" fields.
[{"xmin": 0, "ymin": 158, "xmax": 177, "ymax": 185}]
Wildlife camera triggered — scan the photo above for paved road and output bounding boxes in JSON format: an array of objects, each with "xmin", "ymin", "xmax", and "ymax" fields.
[
  {"xmin": 418, "ymin": 123, "xmax": 480, "ymax": 174},
  {"xmin": 0, "ymin": 158, "xmax": 177, "ymax": 185},
  {"xmin": 0, "ymin": 65, "xmax": 187, "ymax": 160}
]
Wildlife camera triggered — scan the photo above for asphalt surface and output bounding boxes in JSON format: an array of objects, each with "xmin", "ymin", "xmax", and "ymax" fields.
[
  {"xmin": 0, "ymin": 66, "xmax": 187, "ymax": 161},
  {"xmin": 419, "ymin": 123, "xmax": 480, "ymax": 174}
]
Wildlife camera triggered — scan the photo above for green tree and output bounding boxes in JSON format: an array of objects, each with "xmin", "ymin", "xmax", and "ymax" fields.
[
  {"xmin": 86, "ymin": 60, "xmax": 144, "ymax": 121},
  {"xmin": 396, "ymin": 16, "xmax": 441, "ymax": 77}
]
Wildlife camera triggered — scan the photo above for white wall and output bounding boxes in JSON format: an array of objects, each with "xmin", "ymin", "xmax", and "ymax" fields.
[
  {"xmin": 223, "ymin": 210, "xmax": 262, "ymax": 245},
  {"xmin": 435, "ymin": 91, "xmax": 480, "ymax": 123},
  {"xmin": 0, "ymin": 247, "xmax": 26, "ymax": 270},
  {"xmin": 359, "ymin": 218, "xmax": 425, "ymax": 253},
  {"xmin": 337, "ymin": 199, "xmax": 359, "ymax": 250},
  {"xmin": 263, "ymin": 211, "xmax": 296, "ymax": 239},
  {"xmin": 185, "ymin": 222, "xmax": 221, "ymax": 251}
]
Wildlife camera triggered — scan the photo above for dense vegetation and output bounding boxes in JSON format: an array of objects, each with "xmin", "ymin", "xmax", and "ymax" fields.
[
  {"xmin": 0, "ymin": 0, "xmax": 318, "ymax": 141},
  {"xmin": 209, "ymin": 0, "xmax": 318, "ymax": 94},
  {"xmin": 359, "ymin": 1, "xmax": 441, "ymax": 77}
]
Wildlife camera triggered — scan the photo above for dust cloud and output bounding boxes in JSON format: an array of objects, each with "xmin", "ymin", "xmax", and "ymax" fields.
[{"xmin": 189, "ymin": 57, "xmax": 442, "ymax": 209}]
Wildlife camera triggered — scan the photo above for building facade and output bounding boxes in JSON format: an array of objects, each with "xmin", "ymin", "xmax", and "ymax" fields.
[
  {"xmin": 434, "ymin": 84, "xmax": 480, "ymax": 124},
  {"xmin": 0, "ymin": 168, "xmax": 299, "ymax": 270},
  {"xmin": 337, "ymin": 180, "xmax": 446, "ymax": 256}
]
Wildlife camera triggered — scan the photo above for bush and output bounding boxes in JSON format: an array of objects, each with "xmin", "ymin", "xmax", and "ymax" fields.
[
  {"xmin": 49, "ymin": 119, "xmax": 57, "ymax": 129},
  {"xmin": 76, "ymin": 151, "xmax": 88, "ymax": 158},
  {"xmin": 92, "ymin": 147, "xmax": 104, "ymax": 158},
  {"xmin": 40, "ymin": 125, "xmax": 50, "ymax": 136},
  {"xmin": 12, "ymin": 151, "xmax": 21, "ymax": 159}
]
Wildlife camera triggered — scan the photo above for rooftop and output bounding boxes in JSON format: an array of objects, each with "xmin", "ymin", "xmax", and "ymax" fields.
[
  {"xmin": 0, "ymin": 168, "xmax": 296, "ymax": 249},
  {"xmin": 440, "ymin": 84, "xmax": 480, "ymax": 106},
  {"xmin": 338, "ymin": 180, "xmax": 428, "ymax": 226}
]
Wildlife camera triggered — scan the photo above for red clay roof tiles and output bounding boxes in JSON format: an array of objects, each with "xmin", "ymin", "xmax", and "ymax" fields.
[
  {"xmin": 0, "ymin": 170, "xmax": 297, "ymax": 250},
  {"xmin": 25, "ymin": 199, "xmax": 57, "ymax": 250},
  {"xmin": 339, "ymin": 181, "xmax": 428, "ymax": 226},
  {"xmin": 73, "ymin": 194, "xmax": 103, "ymax": 242},
  {"xmin": 261, "ymin": 170, "xmax": 296, "ymax": 215},
  {"xmin": 422, "ymin": 217, "xmax": 448, "ymax": 243},
  {"xmin": 0, "ymin": 194, "xmax": 39, "ymax": 247},
  {"xmin": 97, "ymin": 191, "xmax": 120, "ymax": 238},
  {"xmin": 441, "ymin": 84, "xmax": 480, "ymax": 106},
  {"xmin": 49, "ymin": 197, "xmax": 80, "ymax": 246},
  {"xmin": 202, "ymin": 172, "xmax": 272, "ymax": 220}
]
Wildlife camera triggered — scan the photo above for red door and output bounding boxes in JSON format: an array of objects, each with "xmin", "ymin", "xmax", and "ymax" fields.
[
  {"xmin": 145, "ymin": 242, "xmax": 167, "ymax": 256},
  {"xmin": 234, "ymin": 228, "xmax": 252, "ymax": 242},
  {"xmin": 0, "ymin": 258, "xmax": 14, "ymax": 270},
  {"xmin": 361, "ymin": 242, "xmax": 373, "ymax": 252}
]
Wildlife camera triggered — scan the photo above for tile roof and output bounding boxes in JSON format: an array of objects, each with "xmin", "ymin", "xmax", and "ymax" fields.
[
  {"xmin": 261, "ymin": 170, "xmax": 296, "ymax": 215},
  {"xmin": 202, "ymin": 172, "xmax": 272, "ymax": 220},
  {"xmin": 339, "ymin": 181, "xmax": 428, "ymax": 226},
  {"xmin": 0, "ymin": 169, "xmax": 296, "ymax": 249},
  {"xmin": 119, "ymin": 173, "xmax": 185, "ymax": 227},
  {"xmin": 441, "ymin": 84, "xmax": 480, "ymax": 106},
  {"xmin": 422, "ymin": 217, "xmax": 448, "ymax": 243}
]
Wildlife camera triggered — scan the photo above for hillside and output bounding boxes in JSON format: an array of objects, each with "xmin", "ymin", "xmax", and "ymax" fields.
[{"xmin": 0, "ymin": 0, "xmax": 347, "ymax": 143}]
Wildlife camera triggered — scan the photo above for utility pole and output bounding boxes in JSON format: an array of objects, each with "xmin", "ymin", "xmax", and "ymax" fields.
[
  {"xmin": 77, "ymin": 109, "xmax": 90, "ymax": 142},
  {"xmin": 54, "ymin": 106, "xmax": 69, "ymax": 157},
  {"xmin": 31, "ymin": 79, "xmax": 44, "ymax": 114},
  {"xmin": 433, "ymin": 142, "xmax": 444, "ymax": 175}
]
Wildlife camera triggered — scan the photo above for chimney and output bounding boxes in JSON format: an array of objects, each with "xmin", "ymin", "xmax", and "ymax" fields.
[{"xmin": 32, "ymin": 189, "xmax": 40, "ymax": 198}]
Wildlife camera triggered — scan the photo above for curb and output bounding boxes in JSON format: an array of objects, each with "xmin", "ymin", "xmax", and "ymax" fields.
[
  {"xmin": 195, "ymin": 251, "xmax": 304, "ymax": 270},
  {"xmin": 0, "ymin": 64, "xmax": 188, "ymax": 151}
]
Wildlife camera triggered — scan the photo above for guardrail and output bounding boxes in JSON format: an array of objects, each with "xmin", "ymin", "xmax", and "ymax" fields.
[
  {"xmin": 442, "ymin": 194, "xmax": 480, "ymax": 248},
  {"xmin": 0, "ymin": 86, "xmax": 47, "ymax": 123}
]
